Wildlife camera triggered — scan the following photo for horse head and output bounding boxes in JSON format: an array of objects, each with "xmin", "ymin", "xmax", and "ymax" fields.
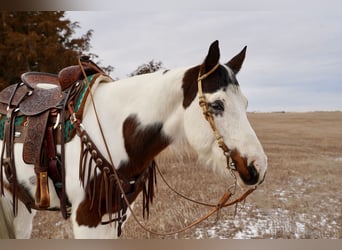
[{"xmin": 182, "ymin": 40, "xmax": 267, "ymax": 188}]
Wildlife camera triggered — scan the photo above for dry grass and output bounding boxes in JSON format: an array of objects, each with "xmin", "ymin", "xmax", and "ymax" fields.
[{"xmin": 31, "ymin": 112, "xmax": 342, "ymax": 239}]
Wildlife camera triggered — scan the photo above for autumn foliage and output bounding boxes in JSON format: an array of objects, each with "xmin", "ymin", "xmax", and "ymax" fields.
[{"xmin": 0, "ymin": 11, "xmax": 94, "ymax": 89}]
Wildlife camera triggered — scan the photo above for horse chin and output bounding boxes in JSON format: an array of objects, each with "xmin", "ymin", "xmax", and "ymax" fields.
[
  {"xmin": 197, "ymin": 152, "xmax": 231, "ymax": 179},
  {"xmin": 197, "ymin": 152, "xmax": 260, "ymax": 190},
  {"xmin": 235, "ymin": 174, "xmax": 254, "ymax": 189}
]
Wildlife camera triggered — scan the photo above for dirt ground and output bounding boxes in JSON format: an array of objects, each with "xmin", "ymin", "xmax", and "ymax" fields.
[{"xmin": 31, "ymin": 111, "xmax": 342, "ymax": 239}]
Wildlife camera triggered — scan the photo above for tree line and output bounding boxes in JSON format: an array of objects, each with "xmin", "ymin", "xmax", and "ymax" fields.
[{"xmin": 0, "ymin": 11, "xmax": 162, "ymax": 89}]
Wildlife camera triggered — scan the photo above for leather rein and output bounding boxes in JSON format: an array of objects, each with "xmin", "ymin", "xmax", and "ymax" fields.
[{"xmin": 70, "ymin": 59, "xmax": 256, "ymax": 236}]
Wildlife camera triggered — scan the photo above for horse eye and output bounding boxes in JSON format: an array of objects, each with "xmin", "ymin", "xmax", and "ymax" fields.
[{"xmin": 210, "ymin": 100, "xmax": 225, "ymax": 112}]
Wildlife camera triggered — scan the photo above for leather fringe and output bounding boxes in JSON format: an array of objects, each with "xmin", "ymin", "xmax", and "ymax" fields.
[{"xmin": 78, "ymin": 130, "xmax": 157, "ymax": 236}]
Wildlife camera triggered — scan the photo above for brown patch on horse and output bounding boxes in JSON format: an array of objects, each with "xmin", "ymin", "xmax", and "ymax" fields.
[
  {"xmin": 182, "ymin": 41, "xmax": 246, "ymax": 109},
  {"xmin": 182, "ymin": 65, "xmax": 234, "ymax": 109},
  {"xmin": 75, "ymin": 115, "xmax": 170, "ymax": 228},
  {"xmin": 182, "ymin": 41, "xmax": 238, "ymax": 109},
  {"xmin": 119, "ymin": 115, "xmax": 171, "ymax": 177},
  {"xmin": 182, "ymin": 65, "xmax": 200, "ymax": 108},
  {"xmin": 230, "ymin": 150, "xmax": 249, "ymax": 179},
  {"xmin": 76, "ymin": 170, "xmax": 151, "ymax": 227},
  {"xmin": 76, "ymin": 198, "xmax": 102, "ymax": 227},
  {"xmin": 231, "ymin": 149, "xmax": 259, "ymax": 185}
]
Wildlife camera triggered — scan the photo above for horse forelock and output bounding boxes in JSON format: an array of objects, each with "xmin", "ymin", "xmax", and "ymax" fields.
[{"xmin": 181, "ymin": 65, "xmax": 238, "ymax": 109}]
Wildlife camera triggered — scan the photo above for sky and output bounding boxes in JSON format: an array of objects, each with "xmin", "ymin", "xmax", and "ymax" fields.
[{"xmin": 65, "ymin": 3, "xmax": 342, "ymax": 112}]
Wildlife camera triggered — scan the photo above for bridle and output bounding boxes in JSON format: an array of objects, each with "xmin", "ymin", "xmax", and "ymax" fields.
[
  {"xmin": 197, "ymin": 63, "xmax": 238, "ymax": 180},
  {"xmin": 70, "ymin": 59, "xmax": 256, "ymax": 237}
]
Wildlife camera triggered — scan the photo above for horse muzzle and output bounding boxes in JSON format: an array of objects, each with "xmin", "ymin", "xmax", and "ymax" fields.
[{"xmin": 230, "ymin": 149, "xmax": 267, "ymax": 187}]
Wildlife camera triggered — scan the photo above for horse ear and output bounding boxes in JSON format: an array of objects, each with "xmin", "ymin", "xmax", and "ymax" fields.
[
  {"xmin": 226, "ymin": 46, "xmax": 247, "ymax": 74},
  {"xmin": 202, "ymin": 40, "xmax": 220, "ymax": 71}
]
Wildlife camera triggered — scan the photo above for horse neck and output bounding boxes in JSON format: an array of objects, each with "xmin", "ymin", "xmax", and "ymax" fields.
[{"xmin": 81, "ymin": 68, "xmax": 189, "ymax": 168}]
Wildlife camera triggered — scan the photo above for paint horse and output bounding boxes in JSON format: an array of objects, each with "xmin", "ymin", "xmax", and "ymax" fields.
[{"xmin": 0, "ymin": 41, "xmax": 267, "ymax": 238}]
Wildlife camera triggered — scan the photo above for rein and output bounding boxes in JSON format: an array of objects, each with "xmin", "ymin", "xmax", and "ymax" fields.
[{"xmin": 71, "ymin": 59, "xmax": 256, "ymax": 237}]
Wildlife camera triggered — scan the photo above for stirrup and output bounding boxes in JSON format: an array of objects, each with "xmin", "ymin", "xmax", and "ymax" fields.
[{"xmin": 35, "ymin": 171, "xmax": 50, "ymax": 209}]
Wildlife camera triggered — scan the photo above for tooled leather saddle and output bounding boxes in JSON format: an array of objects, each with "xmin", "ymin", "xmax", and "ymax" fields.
[{"xmin": 0, "ymin": 57, "xmax": 106, "ymax": 218}]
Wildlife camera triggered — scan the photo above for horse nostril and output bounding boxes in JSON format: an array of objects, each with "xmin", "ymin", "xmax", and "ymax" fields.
[{"xmin": 242, "ymin": 163, "xmax": 259, "ymax": 186}]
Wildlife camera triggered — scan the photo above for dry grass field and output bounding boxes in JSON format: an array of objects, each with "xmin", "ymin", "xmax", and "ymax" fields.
[{"xmin": 31, "ymin": 111, "xmax": 342, "ymax": 239}]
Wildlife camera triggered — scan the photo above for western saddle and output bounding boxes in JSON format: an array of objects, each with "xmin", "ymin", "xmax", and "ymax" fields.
[{"xmin": 0, "ymin": 57, "xmax": 109, "ymax": 218}]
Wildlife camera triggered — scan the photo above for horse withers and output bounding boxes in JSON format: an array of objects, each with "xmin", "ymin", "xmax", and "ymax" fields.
[{"xmin": 0, "ymin": 40, "xmax": 267, "ymax": 238}]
